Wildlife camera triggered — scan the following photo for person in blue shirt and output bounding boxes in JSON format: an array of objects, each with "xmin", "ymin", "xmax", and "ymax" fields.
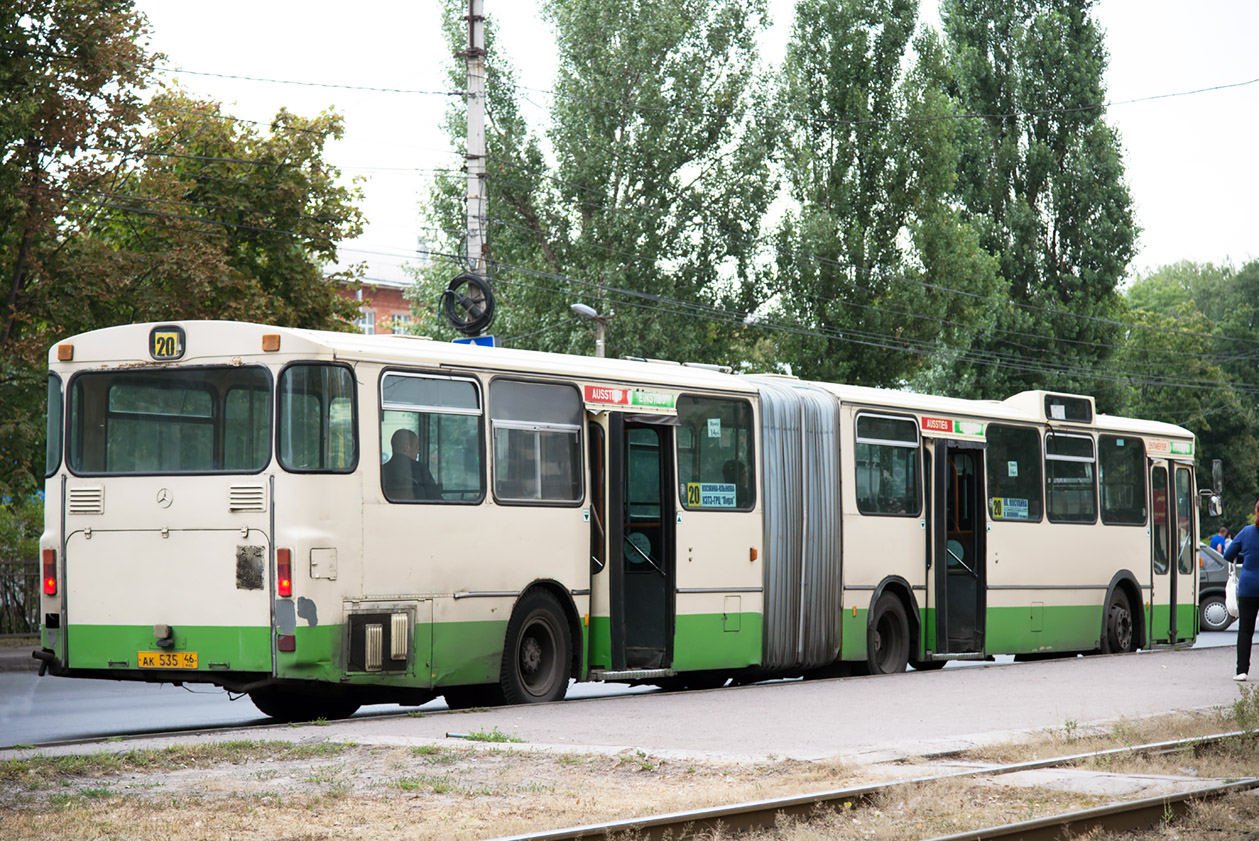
[
  {"xmin": 1210, "ymin": 527, "xmax": 1227, "ymax": 553},
  {"xmin": 1223, "ymin": 500, "xmax": 1259, "ymax": 681}
]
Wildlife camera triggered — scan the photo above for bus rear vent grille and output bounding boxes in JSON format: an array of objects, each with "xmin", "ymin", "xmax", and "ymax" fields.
[
  {"xmin": 228, "ymin": 485, "xmax": 267, "ymax": 512},
  {"xmin": 67, "ymin": 486, "xmax": 104, "ymax": 515}
]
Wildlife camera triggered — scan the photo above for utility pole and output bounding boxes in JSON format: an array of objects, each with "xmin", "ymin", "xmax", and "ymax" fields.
[
  {"xmin": 442, "ymin": 0, "xmax": 495, "ymax": 338},
  {"xmin": 462, "ymin": 0, "xmax": 487, "ymax": 277}
]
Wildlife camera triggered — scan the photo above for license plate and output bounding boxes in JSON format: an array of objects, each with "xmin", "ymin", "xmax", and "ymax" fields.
[{"xmin": 137, "ymin": 651, "xmax": 198, "ymax": 669}]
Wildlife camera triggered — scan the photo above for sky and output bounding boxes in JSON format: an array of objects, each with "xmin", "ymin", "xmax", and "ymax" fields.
[{"xmin": 134, "ymin": 1, "xmax": 1258, "ymax": 289}]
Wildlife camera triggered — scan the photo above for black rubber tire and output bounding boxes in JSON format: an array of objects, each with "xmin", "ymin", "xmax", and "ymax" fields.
[
  {"xmin": 249, "ymin": 686, "xmax": 361, "ymax": 722},
  {"xmin": 1199, "ymin": 594, "xmax": 1235, "ymax": 633},
  {"xmin": 866, "ymin": 593, "xmax": 910, "ymax": 674},
  {"xmin": 499, "ymin": 590, "xmax": 572, "ymax": 705},
  {"xmin": 1102, "ymin": 589, "xmax": 1135, "ymax": 654}
]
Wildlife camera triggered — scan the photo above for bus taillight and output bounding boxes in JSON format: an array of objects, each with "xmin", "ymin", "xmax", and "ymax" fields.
[
  {"xmin": 42, "ymin": 549, "xmax": 57, "ymax": 596},
  {"xmin": 277, "ymin": 548, "xmax": 292, "ymax": 597}
]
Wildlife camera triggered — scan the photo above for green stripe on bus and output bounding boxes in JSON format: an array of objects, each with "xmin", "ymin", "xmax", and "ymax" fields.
[{"xmin": 63, "ymin": 624, "xmax": 272, "ymax": 672}]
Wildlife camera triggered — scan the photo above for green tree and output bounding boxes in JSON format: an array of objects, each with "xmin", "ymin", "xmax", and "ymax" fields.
[
  {"xmin": 414, "ymin": 0, "xmax": 775, "ymax": 365},
  {"xmin": 47, "ymin": 87, "xmax": 365, "ymax": 335},
  {"xmin": 0, "ymin": 4, "xmax": 365, "ymax": 496},
  {"xmin": 1123, "ymin": 261, "xmax": 1259, "ymax": 528},
  {"xmin": 767, "ymin": 0, "xmax": 1002, "ymax": 387},
  {"xmin": 939, "ymin": 0, "xmax": 1136, "ymax": 406},
  {"xmin": 0, "ymin": 1, "xmax": 150, "ymax": 496}
]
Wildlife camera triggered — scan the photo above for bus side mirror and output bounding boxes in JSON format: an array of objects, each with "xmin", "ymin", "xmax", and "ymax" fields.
[
  {"xmin": 1212, "ymin": 458, "xmax": 1223, "ymax": 494},
  {"xmin": 1208, "ymin": 495, "xmax": 1222, "ymax": 517}
]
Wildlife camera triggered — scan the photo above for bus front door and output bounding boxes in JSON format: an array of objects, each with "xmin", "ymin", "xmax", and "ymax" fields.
[
  {"xmin": 1149, "ymin": 460, "xmax": 1196, "ymax": 644},
  {"xmin": 933, "ymin": 441, "xmax": 986, "ymax": 654},
  {"xmin": 605, "ymin": 414, "xmax": 676, "ymax": 671}
]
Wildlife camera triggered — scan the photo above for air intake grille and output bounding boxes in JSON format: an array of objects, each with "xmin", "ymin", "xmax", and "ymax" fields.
[
  {"xmin": 228, "ymin": 485, "xmax": 266, "ymax": 512},
  {"xmin": 67, "ymin": 486, "xmax": 104, "ymax": 515}
]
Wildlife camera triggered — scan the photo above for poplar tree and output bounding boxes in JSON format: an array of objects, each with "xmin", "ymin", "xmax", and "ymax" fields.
[
  {"xmin": 767, "ymin": 0, "xmax": 1002, "ymax": 388},
  {"xmin": 939, "ymin": 0, "xmax": 1136, "ymax": 405}
]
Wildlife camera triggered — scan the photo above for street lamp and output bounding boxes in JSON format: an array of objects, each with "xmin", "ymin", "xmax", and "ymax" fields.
[{"xmin": 570, "ymin": 303, "xmax": 608, "ymax": 358}]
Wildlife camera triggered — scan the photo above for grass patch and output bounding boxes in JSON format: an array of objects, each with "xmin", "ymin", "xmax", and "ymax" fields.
[
  {"xmin": 461, "ymin": 727, "xmax": 523, "ymax": 744},
  {"xmin": 0, "ymin": 740, "xmax": 350, "ymax": 787}
]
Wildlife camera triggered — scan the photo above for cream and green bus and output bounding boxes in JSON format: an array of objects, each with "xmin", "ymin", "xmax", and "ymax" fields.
[{"xmin": 35, "ymin": 320, "xmax": 1209, "ymax": 720}]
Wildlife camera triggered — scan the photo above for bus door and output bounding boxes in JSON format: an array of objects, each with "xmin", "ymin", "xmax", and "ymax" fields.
[
  {"xmin": 604, "ymin": 413, "xmax": 676, "ymax": 671},
  {"xmin": 1148, "ymin": 460, "xmax": 1196, "ymax": 643},
  {"xmin": 932, "ymin": 440, "xmax": 986, "ymax": 653}
]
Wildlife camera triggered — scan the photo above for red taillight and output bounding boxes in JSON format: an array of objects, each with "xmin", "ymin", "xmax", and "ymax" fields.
[
  {"xmin": 277, "ymin": 548, "xmax": 292, "ymax": 597},
  {"xmin": 42, "ymin": 548, "xmax": 57, "ymax": 596}
]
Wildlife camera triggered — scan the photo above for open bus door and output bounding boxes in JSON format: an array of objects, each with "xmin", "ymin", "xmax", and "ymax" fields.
[
  {"xmin": 931, "ymin": 440, "xmax": 986, "ymax": 655},
  {"xmin": 587, "ymin": 412, "xmax": 676, "ymax": 677},
  {"xmin": 1149, "ymin": 460, "xmax": 1197, "ymax": 644}
]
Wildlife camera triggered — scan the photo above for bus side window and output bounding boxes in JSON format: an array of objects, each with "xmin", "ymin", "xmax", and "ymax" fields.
[
  {"xmin": 853, "ymin": 413, "xmax": 920, "ymax": 516},
  {"xmin": 676, "ymin": 395, "xmax": 755, "ymax": 511},
  {"xmin": 985, "ymin": 424, "xmax": 1042, "ymax": 522},
  {"xmin": 278, "ymin": 364, "xmax": 357, "ymax": 473},
  {"xmin": 380, "ymin": 373, "xmax": 484, "ymax": 503},
  {"xmin": 489, "ymin": 379, "xmax": 582, "ymax": 504}
]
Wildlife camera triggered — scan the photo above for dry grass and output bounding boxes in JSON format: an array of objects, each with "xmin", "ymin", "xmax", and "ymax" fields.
[
  {"xmin": 0, "ymin": 741, "xmax": 864, "ymax": 841},
  {"xmin": 3, "ymin": 691, "xmax": 1257, "ymax": 841}
]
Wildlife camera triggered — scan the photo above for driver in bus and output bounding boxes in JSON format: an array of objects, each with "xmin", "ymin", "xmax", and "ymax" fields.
[{"xmin": 383, "ymin": 428, "xmax": 440, "ymax": 501}]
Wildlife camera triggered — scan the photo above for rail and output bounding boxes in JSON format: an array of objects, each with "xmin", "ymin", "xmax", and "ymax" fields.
[{"xmin": 491, "ymin": 731, "xmax": 1259, "ymax": 841}]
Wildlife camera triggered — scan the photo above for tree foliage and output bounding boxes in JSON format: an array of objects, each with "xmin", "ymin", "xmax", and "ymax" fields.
[
  {"xmin": 413, "ymin": 0, "xmax": 774, "ymax": 364},
  {"xmin": 1123, "ymin": 260, "xmax": 1259, "ymax": 530},
  {"xmin": 0, "ymin": 3, "xmax": 364, "ymax": 497},
  {"xmin": 769, "ymin": 0, "xmax": 1002, "ymax": 387},
  {"xmin": 938, "ymin": 0, "xmax": 1136, "ymax": 406}
]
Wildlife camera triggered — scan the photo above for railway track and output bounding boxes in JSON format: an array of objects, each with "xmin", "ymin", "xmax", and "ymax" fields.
[{"xmin": 493, "ymin": 731, "xmax": 1259, "ymax": 841}]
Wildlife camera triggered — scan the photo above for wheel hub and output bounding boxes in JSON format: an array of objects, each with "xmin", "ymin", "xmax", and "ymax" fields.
[{"xmin": 520, "ymin": 636, "xmax": 543, "ymax": 674}]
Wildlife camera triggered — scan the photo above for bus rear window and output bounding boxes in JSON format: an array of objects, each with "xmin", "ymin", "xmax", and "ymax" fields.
[
  {"xmin": 278, "ymin": 364, "xmax": 357, "ymax": 473},
  {"xmin": 68, "ymin": 368, "xmax": 271, "ymax": 474}
]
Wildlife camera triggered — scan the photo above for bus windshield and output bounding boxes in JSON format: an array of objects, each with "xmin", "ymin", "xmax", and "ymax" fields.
[{"xmin": 68, "ymin": 367, "xmax": 271, "ymax": 475}]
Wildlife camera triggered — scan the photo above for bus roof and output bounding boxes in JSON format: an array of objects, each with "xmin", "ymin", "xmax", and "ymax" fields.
[{"xmin": 49, "ymin": 320, "xmax": 1194, "ymax": 441}]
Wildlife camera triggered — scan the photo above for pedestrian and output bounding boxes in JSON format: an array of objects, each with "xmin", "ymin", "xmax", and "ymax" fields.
[
  {"xmin": 1223, "ymin": 500, "xmax": 1259, "ymax": 681},
  {"xmin": 1211, "ymin": 526, "xmax": 1227, "ymax": 553}
]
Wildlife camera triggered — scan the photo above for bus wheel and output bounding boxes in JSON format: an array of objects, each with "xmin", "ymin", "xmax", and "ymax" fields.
[
  {"xmin": 500, "ymin": 590, "xmax": 571, "ymax": 704},
  {"xmin": 1102, "ymin": 590, "xmax": 1135, "ymax": 654},
  {"xmin": 867, "ymin": 594, "xmax": 910, "ymax": 674},
  {"xmin": 249, "ymin": 687, "xmax": 360, "ymax": 722}
]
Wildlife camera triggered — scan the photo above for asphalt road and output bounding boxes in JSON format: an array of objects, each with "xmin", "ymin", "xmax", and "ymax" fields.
[{"xmin": 0, "ymin": 630, "xmax": 1245, "ymax": 752}]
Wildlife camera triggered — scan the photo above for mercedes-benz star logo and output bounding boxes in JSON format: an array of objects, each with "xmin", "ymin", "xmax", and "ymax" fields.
[{"xmin": 156, "ymin": 488, "xmax": 173, "ymax": 508}]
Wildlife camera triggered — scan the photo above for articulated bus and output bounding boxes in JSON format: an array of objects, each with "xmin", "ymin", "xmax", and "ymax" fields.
[{"xmin": 36, "ymin": 321, "xmax": 1211, "ymax": 720}]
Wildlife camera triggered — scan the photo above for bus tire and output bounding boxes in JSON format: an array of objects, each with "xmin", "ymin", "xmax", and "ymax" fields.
[
  {"xmin": 1102, "ymin": 589, "xmax": 1135, "ymax": 654},
  {"xmin": 867, "ymin": 593, "xmax": 910, "ymax": 674},
  {"xmin": 249, "ymin": 686, "xmax": 360, "ymax": 722},
  {"xmin": 500, "ymin": 590, "xmax": 571, "ymax": 705}
]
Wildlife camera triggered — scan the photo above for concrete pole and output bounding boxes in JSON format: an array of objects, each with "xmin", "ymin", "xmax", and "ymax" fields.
[{"xmin": 463, "ymin": 0, "xmax": 487, "ymax": 276}]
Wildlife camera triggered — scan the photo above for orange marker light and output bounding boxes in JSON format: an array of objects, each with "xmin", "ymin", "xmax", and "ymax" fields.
[
  {"xmin": 57, "ymin": 344, "xmax": 73, "ymax": 362},
  {"xmin": 42, "ymin": 548, "xmax": 56, "ymax": 596},
  {"xmin": 277, "ymin": 548, "xmax": 292, "ymax": 597},
  {"xmin": 261, "ymin": 334, "xmax": 281, "ymax": 352}
]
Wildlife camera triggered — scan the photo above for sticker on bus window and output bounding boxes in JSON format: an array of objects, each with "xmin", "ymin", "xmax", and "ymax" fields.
[
  {"xmin": 1007, "ymin": 461, "xmax": 1019, "ymax": 478},
  {"xmin": 686, "ymin": 482, "xmax": 736, "ymax": 508},
  {"xmin": 992, "ymin": 497, "xmax": 1029, "ymax": 520},
  {"xmin": 707, "ymin": 418, "xmax": 722, "ymax": 438}
]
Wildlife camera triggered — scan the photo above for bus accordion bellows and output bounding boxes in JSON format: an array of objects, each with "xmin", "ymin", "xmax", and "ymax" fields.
[{"xmin": 36, "ymin": 320, "xmax": 1210, "ymax": 721}]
